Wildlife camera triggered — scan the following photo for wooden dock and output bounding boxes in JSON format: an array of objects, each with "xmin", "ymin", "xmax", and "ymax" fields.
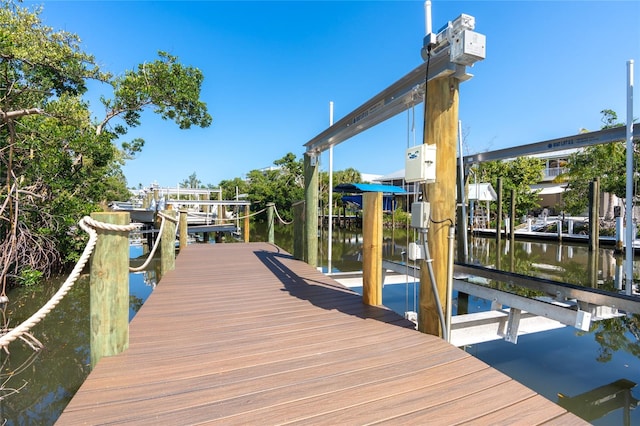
[{"xmin": 57, "ymin": 243, "xmax": 586, "ymax": 425}]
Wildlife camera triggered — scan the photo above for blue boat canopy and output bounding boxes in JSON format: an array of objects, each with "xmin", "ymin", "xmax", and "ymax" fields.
[{"xmin": 333, "ymin": 183, "xmax": 406, "ymax": 194}]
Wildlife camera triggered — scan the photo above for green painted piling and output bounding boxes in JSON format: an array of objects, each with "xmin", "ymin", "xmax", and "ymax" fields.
[
  {"xmin": 304, "ymin": 153, "xmax": 318, "ymax": 267},
  {"xmin": 293, "ymin": 201, "xmax": 305, "ymax": 260},
  {"xmin": 267, "ymin": 202, "xmax": 275, "ymax": 244},
  {"xmin": 589, "ymin": 178, "xmax": 600, "ymax": 252}
]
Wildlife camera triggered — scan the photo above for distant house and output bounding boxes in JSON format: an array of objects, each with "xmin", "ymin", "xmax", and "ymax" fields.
[{"xmin": 527, "ymin": 148, "xmax": 573, "ymax": 214}]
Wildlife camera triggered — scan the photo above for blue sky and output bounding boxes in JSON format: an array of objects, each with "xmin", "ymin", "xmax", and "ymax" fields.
[{"xmin": 32, "ymin": 1, "xmax": 640, "ymax": 188}]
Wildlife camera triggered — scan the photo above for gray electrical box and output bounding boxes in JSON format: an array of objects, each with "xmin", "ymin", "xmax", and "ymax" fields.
[
  {"xmin": 451, "ymin": 29, "xmax": 486, "ymax": 66},
  {"xmin": 411, "ymin": 201, "xmax": 431, "ymax": 229}
]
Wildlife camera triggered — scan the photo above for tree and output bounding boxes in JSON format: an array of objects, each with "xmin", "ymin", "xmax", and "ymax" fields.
[
  {"xmin": 475, "ymin": 157, "xmax": 544, "ymax": 219},
  {"xmin": 180, "ymin": 172, "xmax": 202, "ymax": 189},
  {"xmin": 97, "ymin": 51, "xmax": 212, "ymax": 140},
  {"xmin": 245, "ymin": 153, "xmax": 304, "ymax": 221},
  {"xmin": 219, "ymin": 177, "xmax": 249, "ymax": 200},
  {"xmin": 561, "ymin": 110, "xmax": 637, "ymax": 216},
  {"xmin": 0, "ymin": 1, "xmax": 212, "ymax": 288},
  {"xmin": 319, "ymin": 167, "xmax": 362, "ymax": 213}
]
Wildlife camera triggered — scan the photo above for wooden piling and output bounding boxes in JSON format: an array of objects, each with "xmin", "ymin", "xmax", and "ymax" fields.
[
  {"xmin": 243, "ymin": 205, "xmax": 250, "ymax": 243},
  {"xmin": 293, "ymin": 201, "xmax": 305, "ymax": 260},
  {"xmin": 217, "ymin": 189, "xmax": 223, "ymax": 225},
  {"xmin": 304, "ymin": 153, "xmax": 319, "ymax": 267},
  {"xmin": 89, "ymin": 212, "xmax": 130, "ymax": 369},
  {"xmin": 267, "ymin": 202, "xmax": 275, "ymax": 244},
  {"xmin": 589, "ymin": 178, "xmax": 600, "ymax": 252},
  {"xmin": 363, "ymin": 192, "xmax": 383, "ymax": 306},
  {"xmin": 179, "ymin": 209, "xmax": 188, "ymax": 251},
  {"xmin": 496, "ymin": 177, "xmax": 503, "ymax": 245},
  {"xmin": 509, "ymin": 188, "xmax": 516, "ymax": 244},
  {"xmin": 418, "ymin": 76, "xmax": 459, "ymax": 337},
  {"xmin": 160, "ymin": 210, "xmax": 177, "ymax": 276}
]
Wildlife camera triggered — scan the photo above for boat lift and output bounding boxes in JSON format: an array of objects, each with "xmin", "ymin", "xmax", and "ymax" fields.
[{"xmin": 303, "ymin": 2, "xmax": 637, "ymax": 340}]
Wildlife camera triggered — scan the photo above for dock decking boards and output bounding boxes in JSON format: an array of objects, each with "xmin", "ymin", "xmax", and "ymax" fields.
[{"xmin": 57, "ymin": 242, "xmax": 586, "ymax": 425}]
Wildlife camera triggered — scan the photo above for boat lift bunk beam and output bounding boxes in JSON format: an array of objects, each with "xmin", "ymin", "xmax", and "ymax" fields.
[
  {"xmin": 463, "ymin": 123, "xmax": 640, "ymax": 165},
  {"xmin": 303, "ymin": 52, "xmax": 464, "ymax": 155},
  {"xmin": 381, "ymin": 259, "xmax": 594, "ymax": 326},
  {"xmin": 381, "ymin": 259, "xmax": 640, "ymax": 345}
]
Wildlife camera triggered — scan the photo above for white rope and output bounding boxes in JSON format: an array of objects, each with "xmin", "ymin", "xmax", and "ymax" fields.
[
  {"xmin": 157, "ymin": 211, "xmax": 178, "ymax": 224},
  {"xmin": 0, "ymin": 216, "xmax": 98, "ymax": 350},
  {"xmin": 0, "ymin": 215, "xmax": 145, "ymax": 351},
  {"xmin": 235, "ymin": 207, "xmax": 267, "ymax": 220},
  {"xmin": 0, "ymin": 204, "xmax": 284, "ymax": 350},
  {"xmin": 129, "ymin": 213, "xmax": 169, "ymax": 273},
  {"xmin": 273, "ymin": 205, "xmax": 293, "ymax": 225}
]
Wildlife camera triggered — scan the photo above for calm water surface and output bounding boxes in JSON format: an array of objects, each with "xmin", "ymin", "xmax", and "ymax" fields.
[{"xmin": 1, "ymin": 224, "xmax": 638, "ymax": 424}]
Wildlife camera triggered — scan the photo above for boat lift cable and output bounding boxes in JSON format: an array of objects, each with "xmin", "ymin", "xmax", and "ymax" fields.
[{"xmin": 405, "ymin": 108, "xmax": 411, "ymax": 315}]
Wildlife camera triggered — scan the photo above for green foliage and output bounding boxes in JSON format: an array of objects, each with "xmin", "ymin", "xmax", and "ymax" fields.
[
  {"xmin": 560, "ymin": 110, "xmax": 637, "ymax": 215},
  {"xmin": 0, "ymin": 0, "xmax": 107, "ymax": 107},
  {"xmin": 600, "ymin": 109, "xmax": 623, "ymax": 129},
  {"xmin": 180, "ymin": 172, "xmax": 202, "ymax": 189},
  {"xmin": 246, "ymin": 153, "xmax": 304, "ymax": 222},
  {"xmin": 0, "ymin": 1, "xmax": 212, "ymax": 287},
  {"xmin": 219, "ymin": 177, "xmax": 249, "ymax": 200},
  {"xmin": 562, "ymin": 143, "xmax": 629, "ymax": 214},
  {"xmin": 17, "ymin": 268, "xmax": 43, "ymax": 287},
  {"xmin": 475, "ymin": 156, "xmax": 544, "ymax": 218},
  {"xmin": 99, "ymin": 51, "xmax": 212, "ymax": 135},
  {"xmin": 384, "ymin": 208, "xmax": 410, "ymax": 228},
  {"xmin": 319, "ymin": 167, "xmax": 361, "ymax": 213}
]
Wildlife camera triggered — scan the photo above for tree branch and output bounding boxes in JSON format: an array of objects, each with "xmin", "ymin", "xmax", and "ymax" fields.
[{"xmin": 0, "ymin": 108, "xmax": 43, "ymax": 122}]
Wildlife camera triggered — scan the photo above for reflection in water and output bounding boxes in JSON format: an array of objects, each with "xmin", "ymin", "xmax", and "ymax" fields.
[
  {"xmin": 0, "ymin": 244, "xmax": 157, "ymax": 425},
  {"xmin": 308, "ymin": 226, "xmax": 640, "ymax": 425},
  {"xmin": 0, "ymin": 278, "xmax": 91, "ymax": 424},
  {"xmin": 559, "ymin": 379, "xmax": 639, "ymax": 424},
  {"xmin": 467, "ymin": 235, "xmax": 636, "ymax": 292}
]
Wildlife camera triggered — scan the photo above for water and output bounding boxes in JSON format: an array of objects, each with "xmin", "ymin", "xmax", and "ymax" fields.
[
  {"xmin": 346, "ymin": 279, "xmax": 640, "ymax": 425},
  {"xmin": 311, "ymin": 228, "xmax": 640, "ymax": 425},
  {"xmin": 1, "ymin": 225, "xmax": 639, "ymax": 424},
  {"xmin": 0, "ymin": 245, "xmax": 156, "ymax": 425}
]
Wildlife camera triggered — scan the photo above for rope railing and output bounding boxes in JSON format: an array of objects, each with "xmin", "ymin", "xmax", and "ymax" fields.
[
  {"xmin": 0, "ymin": 203, "xmax": 283, "ymax": 351},
  {"xmin": 273, "ymin": 205, "xmax": 293, "ymax": 225},
  {"xmin": 234, "ymin": 207, "xmax": 267, "ymax": 221},
  {"xmin": 0, "ymin": 216, "xmax": 140, "ymax": 352},
  {"xmin": 129, "ymin": 211, "xmax": 175, "ymax": 273}
]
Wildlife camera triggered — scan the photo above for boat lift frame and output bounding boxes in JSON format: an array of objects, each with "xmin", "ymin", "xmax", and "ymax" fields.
[{"xmin": 382, "ymin": 260, "xmax": 639, "ymax": 345}]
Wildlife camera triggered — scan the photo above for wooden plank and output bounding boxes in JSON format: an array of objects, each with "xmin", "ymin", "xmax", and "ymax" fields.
[
  {"xmin": 469, "ymin": 394, "xmax": 568, "ymax": 425},
  {"xmin": 58, "ymin": 243, "xmax": 587, "ymax": 425},
  {"xmin": 216, "ymin": 358, "xmax": 485, "ymax": 425}
]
